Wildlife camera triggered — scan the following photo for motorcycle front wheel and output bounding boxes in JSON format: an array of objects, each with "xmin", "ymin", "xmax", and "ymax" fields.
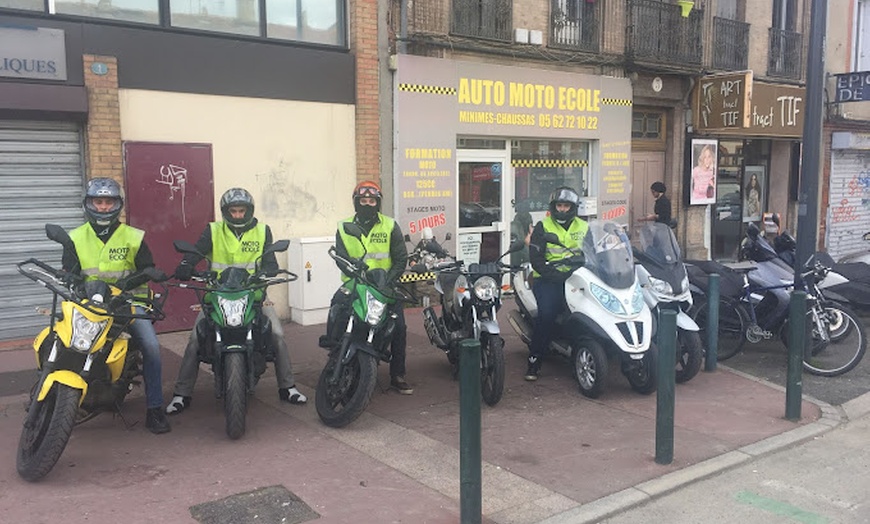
[
  {"xmin": 625, "ymin": 343, "xmax": 658, "ymax": 395},
  {"xmin": 674, "ymin": 330, "xmax": 703, "ymax": 384},
  {"xmin": 480, "ymin": 334, "xmax": 505, "ymax": 407},
  {"xmin": 17, "ymin": 383, "xmax": 81, "ymax": 482},
  {"xmin": 572, "ymin": 337, "xmax": 608, "ymax": 399},
  {"xmin": 315, "ymin": 350, "xmax": 377, "ymax": 428},
  {"xmin": 223, "ymin": 352, "xmax": 248, "ymax": 440},
  {"xmin": 790, "ymin": 303, "xmax": 867, "ymax": 377}
]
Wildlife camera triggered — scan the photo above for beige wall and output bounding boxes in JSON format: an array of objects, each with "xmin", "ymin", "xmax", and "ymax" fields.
[
  {"xmin": 119, "ymin": 89, "xmax": 357, "ymax": 319},
  {"xmin": 826, "ymin": 0, "xmax": 870, "ymax": 120}
]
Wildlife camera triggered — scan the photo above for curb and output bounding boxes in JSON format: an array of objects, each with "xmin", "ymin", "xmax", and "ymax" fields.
[{"xmin": 533, "ymin": 365, "xmax": 852, "ymax": 524}]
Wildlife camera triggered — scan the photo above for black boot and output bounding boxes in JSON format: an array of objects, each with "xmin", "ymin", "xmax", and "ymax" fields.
[
  {"xmin": 146, "ymin": 407, "xmax": 171, "ymax": 434},
  {"xmin": 524, "ymin": 356, "xmax": 541, "ymax": 381}
]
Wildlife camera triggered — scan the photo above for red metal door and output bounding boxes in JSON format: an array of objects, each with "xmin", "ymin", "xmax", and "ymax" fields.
[{"xmin": 124, "ymin": 142, "xmax": 214, "ymax": 332}]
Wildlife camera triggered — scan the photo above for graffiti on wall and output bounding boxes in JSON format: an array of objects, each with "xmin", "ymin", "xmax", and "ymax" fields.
[
  {"xmin": 156, "ymin": 164, "xmax": 188, "ymax": 227},
  {"xmin": 256, "ymin": 159, "xmax": 334, "ymax": 228}
]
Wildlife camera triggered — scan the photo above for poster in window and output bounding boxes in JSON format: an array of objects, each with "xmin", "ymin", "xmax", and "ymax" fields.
[
  {"xmin": 690, "ymin": 138, "xmax": 718, "ymax": 205},
  {"xmin": 742, "ymin": 165, "xmax": 765, "ymax": 223}
]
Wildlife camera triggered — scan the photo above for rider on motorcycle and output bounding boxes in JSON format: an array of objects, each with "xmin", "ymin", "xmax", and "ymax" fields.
[
  {"xmin": 324, "ymin": 180, "xmax": 413, "ymax": 394},
  {"xmin": 525, "ymin": 186, "xmax": 589, "ymax": 381},
  {"xmin": 62, "ymin": 177, "xmax": 171, "ymax": 434},
  {"xmin": 165, "ymin": 188, "xmax": 306, "ymax": 414}
]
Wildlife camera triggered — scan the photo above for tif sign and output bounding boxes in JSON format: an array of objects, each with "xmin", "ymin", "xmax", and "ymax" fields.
[{"xmin": 835, "ymin": 71, "xmax": 870, "ymax": 102}]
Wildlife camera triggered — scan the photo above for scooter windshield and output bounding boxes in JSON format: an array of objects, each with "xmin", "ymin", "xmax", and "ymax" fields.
[
  {"xmin": 582, "ymin": 221, "xmax": 635, "ymax": 289},
  {"xmin": 639, "ymin": 222, "xmax": 682, "ymax": 268}
]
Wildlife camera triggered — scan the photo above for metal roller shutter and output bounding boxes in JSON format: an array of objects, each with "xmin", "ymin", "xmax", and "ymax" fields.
[
  {"xmin": 827, "ymin": 150, "xmax": 870, "ymax": 260},
  {"xmin": 0, "ymin": 120, "xmax": 85, "ymax": 341}
]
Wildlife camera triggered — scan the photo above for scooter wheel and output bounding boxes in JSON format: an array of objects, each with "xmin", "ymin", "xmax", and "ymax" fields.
[{"xmin": 572, "ymin": 338, "xmax": 608, "ymax": 399}]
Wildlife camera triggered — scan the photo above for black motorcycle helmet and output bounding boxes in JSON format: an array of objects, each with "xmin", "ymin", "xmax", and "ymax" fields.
[
  {"xmin": 548, "ymin": 186, "xmax": 581, "ymax": 224},
  {"xmin": 220, "ymin": 188, "xmax": 255, "ymax": 229},
  {"xmin": 83, "ymin": 177, "xmax": 124, "ymax": 227}
]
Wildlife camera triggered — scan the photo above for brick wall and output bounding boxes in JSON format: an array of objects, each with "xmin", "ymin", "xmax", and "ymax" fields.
[
  {"xmin": 82, "ymin": 55, "xmax": 122, "ymax": 186},
  {"xmin": 352, "ymin": 0, "xmax": 381, "ymax": 184}
]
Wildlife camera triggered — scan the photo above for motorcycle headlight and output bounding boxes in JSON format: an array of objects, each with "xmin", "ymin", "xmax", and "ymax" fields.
[
  {"xmin": 473, "ymin": 276, "xmax": 499, "ymax": 302},
  {"xmin": 70, "ymin": 309, "xmax": 108, "ymax": 353},
  {"xmin": 590, "ymin": 282, "xmax": 626, "ymax": 315},
  {"xmin": 648, "ymin": 276, "xmax": 673, "ymax": 295},
  {"xmin": 631, "ymin": 284, "xmax": 645, "ymax": 314},
  {"xmin": 218, "ymin": 296, "xmax": 248, "ymax": 327},
  {"xmin": 365, "ymin": 290, "xmax": 387, "ymax": 326}
]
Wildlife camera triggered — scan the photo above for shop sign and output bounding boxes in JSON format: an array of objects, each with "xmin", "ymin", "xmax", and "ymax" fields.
[
  {"xmin": 746, "ymin": 83, "xmax": 804, "ymax": 137},
  {"xmin": 0, "ymin": 26, "xmax": 67, "ymax": 81},
  {"xmin": 696, "ymin": 72, "xmax": 752, "ymax": 130},
  {"xmin": 834, "ymin": 71, "xmax": 870, "ymax": 102}
]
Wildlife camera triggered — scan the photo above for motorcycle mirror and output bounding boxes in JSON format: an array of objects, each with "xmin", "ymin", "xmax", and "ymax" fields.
[
  {"xmin": 508, "ymin": 238, "xmax": 525, "ymax": 253},
  {"xmin": 342, "ymin": 222, "xmax": 365, "ymax": 240},
  {"xmin": 45, "ymin": 224, "xmax": 73, "ymax": 249},
  {"xmin": 426, "ymin": 240, "xmax": 447, "ymax": 257},
  {"xmin": 143, "ymin": 266, "xmax": 169, "ymax": 282},
  {"xmin": 264, "ymin": 239, "xmax": 291, "ymax": 255},
  {"xmin": 404, "ymin": 233, "xmax": 412, "ymax": 243},
  {"xmin": 173, "ymin": 239, "xmax": 201, "ymax": 256}
]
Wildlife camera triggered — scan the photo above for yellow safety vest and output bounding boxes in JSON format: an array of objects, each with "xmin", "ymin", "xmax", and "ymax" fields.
[
  {"xmin": 209, "ymin": 222, "xmax": 266, "ymax": 275},
  {"xmin": 533, "ymin": 216, "xmax": 589, "ymax": 277},
  {"xmin": 338, "ymin": 214, "xmax": 394, "ymax": 282},
  {"xmin": 69, "ymin": 223, "xmax": 147, "ymax": 296}
]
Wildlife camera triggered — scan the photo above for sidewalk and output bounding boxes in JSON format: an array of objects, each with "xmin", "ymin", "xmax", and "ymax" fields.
[{"xmin": 0, "ymin": 300, "xmax": 839, "ymax": 524}]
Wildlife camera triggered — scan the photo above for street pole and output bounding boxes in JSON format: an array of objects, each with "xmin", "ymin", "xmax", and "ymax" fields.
[{"xmin": 794, "ymin": 0, "xmax": 826, "ymax": 283}]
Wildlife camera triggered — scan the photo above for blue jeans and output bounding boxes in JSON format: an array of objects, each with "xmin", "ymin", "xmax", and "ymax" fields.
[
  {"xmin": 529, "ymin": 279, "xmax": 567, "ymax": 359},
  {"xmin": 127, "ymin": 306, "xmax": 164, "ymax": 409}
]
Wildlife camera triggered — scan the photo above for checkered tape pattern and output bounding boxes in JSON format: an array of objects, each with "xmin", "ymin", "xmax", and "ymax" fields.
[
  {"xmin": 398, "ymin": 83, "xmax": 457, "ymax": 95},
  {"xmin": 601, "ymin": 98, "xmax": 632, "ymax": 106},
  {"xmin": 399, "ymin": 271, "xmax": 437, "ymax": 283},
  {"xmin": 511, "ymin": 159, "xmax": 589, "ymax": 168}
]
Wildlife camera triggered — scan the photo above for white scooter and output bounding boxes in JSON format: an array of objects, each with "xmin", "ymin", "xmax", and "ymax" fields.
[
  {"xmin": 508, "ymin": 220, "xmax": 656, "ymax": 398},
  {"xmin": 633, "ymin": 222, "xmax": 703, "ymax": 383}
]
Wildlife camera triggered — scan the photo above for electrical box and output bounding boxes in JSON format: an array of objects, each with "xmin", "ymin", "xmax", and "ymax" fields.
[{"xmin": 287, "ymin": 237, "xmax": 341, "ymax": 325}]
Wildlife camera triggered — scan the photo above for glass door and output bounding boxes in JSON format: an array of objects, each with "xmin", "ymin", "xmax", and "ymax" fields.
[{"xmin": 456, "ymin": 149, "xmax": 511, "ymax": 265}]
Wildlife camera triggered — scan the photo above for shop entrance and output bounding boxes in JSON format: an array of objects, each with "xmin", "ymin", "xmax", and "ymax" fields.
[
  {"xmin": 629, "ymin": 151, "xmax": 665, "ymax": 242},
  {"xmin": 456, "ymin": 148, "xmax": 511, "ymax": 265}
]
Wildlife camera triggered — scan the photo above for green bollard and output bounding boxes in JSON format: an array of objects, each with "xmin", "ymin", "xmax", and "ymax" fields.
[
  {"xmin": 459, "ymin": 338, "xmax": 482, "ymax": 524},
  {"xmin": 786, "ymin": 291, "xmax": 807, "ymax": 421},
  {"xmin": 655, "ymin": 308, "xmax": 677, "ymax": 465},
  {"xmin": 704, "ymin": 273, "xmax": 720, "ymax": 372}
]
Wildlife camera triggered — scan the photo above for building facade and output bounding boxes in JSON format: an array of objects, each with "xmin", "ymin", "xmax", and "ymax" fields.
[
  {"xmin": 384, "ymin": 0, "xmax": 812, "ymax": 263},
  {"xmin": 0, "ymin": 1, "xmax": 376, "ymax": 340}
]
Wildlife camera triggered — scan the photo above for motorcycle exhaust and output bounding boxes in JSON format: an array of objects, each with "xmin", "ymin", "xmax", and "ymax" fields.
[
  {"xmin": 507, "ymin": 310, "xmax": 532, "ymax": 344},
  {"xmin": 422, "ymin": 307, "xmax": 450, "ymax": 350}
]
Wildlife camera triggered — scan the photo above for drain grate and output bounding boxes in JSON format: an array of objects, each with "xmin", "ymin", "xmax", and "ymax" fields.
[{"xmin": 190, "ymin": 485, "xmax": 319, "ymax": 524}]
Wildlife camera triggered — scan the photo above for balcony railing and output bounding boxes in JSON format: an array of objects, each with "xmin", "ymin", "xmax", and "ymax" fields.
[
  {"xmin": 768, "ymin": 28, "xmax": 802, "ymax": 79},
  {"xmin": 627, "ymin": 0, "xmax": 703, "ymax": 67},
  {"xmin": 550, "ymin": 0, "xmax": 600, "ymax": 52},
  {"xmin": 451, "ymin": 0, "xmax": 512, "ymax": 42},
  {"xmin": 712, "ymin": 17, "xmax": 749, "ymax": 71}
]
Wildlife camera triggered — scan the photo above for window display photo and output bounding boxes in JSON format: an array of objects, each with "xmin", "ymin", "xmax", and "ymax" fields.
[
  {"xmin": 742, "ymin": 166, "xmax": 765, "ymax": 223},
  {"xmin": 690, "ymin": 138, "xmax": 718, "ymax": 205}
]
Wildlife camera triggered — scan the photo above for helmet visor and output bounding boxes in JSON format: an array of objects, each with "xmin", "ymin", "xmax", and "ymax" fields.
[
  {"xmin": 551, "ymin": 188, "xmax": 580, "ymax": 205},
  {"xmin": 355, "ymin": 185, "xmax": 382, "ymax": 199}
]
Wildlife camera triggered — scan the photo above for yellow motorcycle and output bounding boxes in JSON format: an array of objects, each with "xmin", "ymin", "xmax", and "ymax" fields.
[{"xmin": 16, "ymin": 224, "xmax": 167, "ymax": 482}]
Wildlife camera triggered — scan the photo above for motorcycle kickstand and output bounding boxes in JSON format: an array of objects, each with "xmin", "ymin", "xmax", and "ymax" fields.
[{"xmin": 112, "ymin": 401, "xmax": 136, "ymax": 430}]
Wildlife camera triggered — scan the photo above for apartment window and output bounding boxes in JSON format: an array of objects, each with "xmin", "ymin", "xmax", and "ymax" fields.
[
  {"xmin": 856, "ymin": 0, "xmax": 870, "ymax": 70},
  {"xmin": 451, "ymin": 0, "xmax": 512, "ymax": 41},
  {"xmin": 772, "ymin": 0, "xmax": 797, "ymax": 31},
  {"xmin": 716, "ymin": 0, "xmax": 738, "ymax": 20},
  {"xmin": 267, "ymin": 0, "xmax": 341, "ymax": 45},
  {"xmin": 55, "ymin": 0, "xmax": 159, "ymax": 24},
  {"xmin": 551, "ymin": 0, "xmax": 599, "ymax": 51},
  {"xmin": 632, "ymin": 111, "xmax": 663, "ymax": 140},
  {"xmin": 171, "ymin": 0, "xmax": 260, "ymax": 36}
]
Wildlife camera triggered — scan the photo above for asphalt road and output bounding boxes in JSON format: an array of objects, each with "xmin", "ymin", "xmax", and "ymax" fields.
[{"xmin": 714, "ymin": 311, "xmax": 870, "ymax": 406}]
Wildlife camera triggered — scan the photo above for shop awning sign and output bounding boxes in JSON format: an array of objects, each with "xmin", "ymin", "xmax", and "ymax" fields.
[
  {"xmin": 834, "ymin": 71, "xmax": 870, "ymax": 102},
  {"xmin": 0, "ymin": 26, "xmax": 67, "ymax": 81}
]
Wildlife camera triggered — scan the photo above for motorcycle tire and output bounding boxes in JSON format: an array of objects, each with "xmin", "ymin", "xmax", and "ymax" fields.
[
  {"xmin": 17, "ymin": 383, "xmax": 81, "ymax": 482},
  {"xmin": 223, "ymin": 352, "xmax": 248, "ymax": 440},
  {"xmin": 784, "ymin": 303, "xmax": 867, "ymax": 378},
  {"xmin": 480, "ymin": 335, "xmax": 505, "ymax": 407},
  {"xmin": 625, "ymin": 343, "xmax": 658, "ymax": 395},
  {"xmin": 675, "ymin": 330, "xmax": 703, "ymax": 384},
  {"xmin": 572, "ymin": 337, "xmax": 608, "ymax": 399},
  {"xmin": 315, "ymin": 351, "xmax": 377, "ymax": 428}
]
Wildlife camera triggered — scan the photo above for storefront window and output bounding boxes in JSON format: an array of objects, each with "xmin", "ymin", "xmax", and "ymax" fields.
[
  {"xmin": 458, "ymin": 162, "xmax": 502, "ymax": 227},
  {"xmin": 266, "ymin": 0, "xmax": 344, "ymax": 46},
  {"xmin": 55, "ymin": 0, "xmax": 159, "ymax": 24},
  {"xmin": 171, "ymin": 0, "xmax": 260, "ymax": 36},
  {"xmin": 511, "ymin": 139, "xmax": 590, "ymax": 213}
]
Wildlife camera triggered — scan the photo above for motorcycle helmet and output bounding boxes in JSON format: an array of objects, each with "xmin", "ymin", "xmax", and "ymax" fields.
[
  {"xmin": 353, "ymin": 180, "xmax": 382, "ymax": 221},
  {"xmin": 220, "ymin": 188, "xmax": 255, "ymax": 228},
  {"xmin": 83, "ymin": 177, "xmax": 124, "ymax": 227},
  {"xmin": 548, "ymin": 186, "xmax": 581, "ymax": 224}
]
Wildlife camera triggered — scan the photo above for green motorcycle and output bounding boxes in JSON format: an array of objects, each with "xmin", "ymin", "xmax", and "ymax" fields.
[
  {"xmin": 315, "ymin": 223, "xmax": 415, "ymax": 428},
  {"xmin": 172, "ymin": 239, "xmax": 295, "ymax": 439}
]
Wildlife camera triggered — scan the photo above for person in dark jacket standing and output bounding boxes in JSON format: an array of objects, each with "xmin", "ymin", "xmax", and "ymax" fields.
[{"xmin": 638, "ymin": 182, "xmax": 672, "ymax": 226}]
